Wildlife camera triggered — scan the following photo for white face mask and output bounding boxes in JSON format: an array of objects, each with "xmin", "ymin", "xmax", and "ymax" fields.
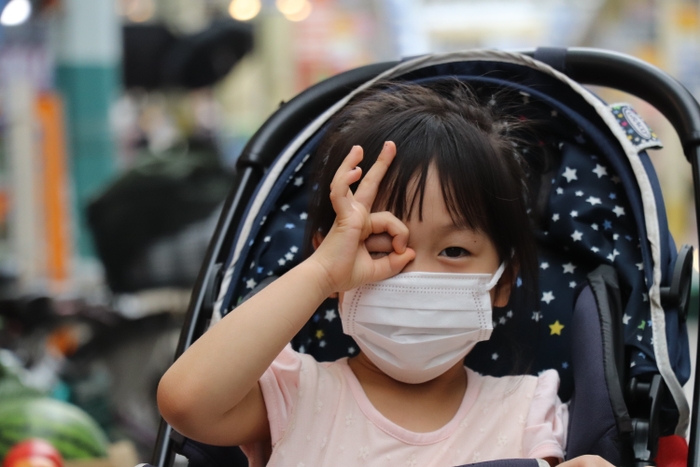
[{"xmin": 341, "ymin": 263, "xmax": 506, "ymax": 384}]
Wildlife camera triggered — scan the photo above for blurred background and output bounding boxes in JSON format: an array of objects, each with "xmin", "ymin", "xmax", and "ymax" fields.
[{"xmin": 0, "ymin": 0, "xmax": 699, "ymax": 465}]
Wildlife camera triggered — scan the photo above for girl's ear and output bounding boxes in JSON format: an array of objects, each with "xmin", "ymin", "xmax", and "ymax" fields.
[{"xmin": 493, "ymin": 263, "xmax": 518, "ymax": 308}]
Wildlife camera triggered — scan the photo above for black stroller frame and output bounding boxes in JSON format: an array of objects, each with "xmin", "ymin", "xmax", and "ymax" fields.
[{"xmin": 151, "ymin": 48, "xmax": 700, "ymax": 467}]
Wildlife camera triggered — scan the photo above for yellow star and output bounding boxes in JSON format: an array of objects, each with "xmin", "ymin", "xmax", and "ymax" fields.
[
  {"xmin": 549, "ymin": 320, "xmax": 564, "ymax": 336},
  {"xmin": 316, "ymin": 329, "xmax": 325, "ymax": 339}
]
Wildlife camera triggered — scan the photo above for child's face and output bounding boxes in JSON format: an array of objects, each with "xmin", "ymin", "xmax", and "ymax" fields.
[{"xmin": 360, "ymin": 165, "xmax": 508, "ymax": 307}]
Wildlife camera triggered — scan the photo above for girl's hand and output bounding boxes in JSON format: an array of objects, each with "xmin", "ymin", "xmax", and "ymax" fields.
[{"xmin": 310, "ymin": 142, "xmax": 415, "ymax": 294}]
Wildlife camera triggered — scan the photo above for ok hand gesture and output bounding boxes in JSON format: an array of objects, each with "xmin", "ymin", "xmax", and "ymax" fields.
[{"xmin": 310, "ymin": 142, "xmax": 415, "ymax": 294}]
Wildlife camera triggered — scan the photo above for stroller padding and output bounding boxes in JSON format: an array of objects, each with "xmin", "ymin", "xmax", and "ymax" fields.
[{"xmin": 568, "ymin": 265, "xmax": 632, "ymax": 465}]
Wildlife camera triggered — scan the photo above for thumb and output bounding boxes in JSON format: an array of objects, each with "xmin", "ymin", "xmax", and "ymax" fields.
[{"xmin": 374, "ymin": 248, "xmax": 415, "ymax": 280}]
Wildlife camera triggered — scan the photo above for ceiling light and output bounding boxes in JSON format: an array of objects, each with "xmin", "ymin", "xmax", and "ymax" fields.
[
  {"xmin": 1, "ymin": 0, "xmax": 32, "ymax": 27},
  {"xmin": 229, "ymin": 0, "xmax": 261, "ymax": 21}
]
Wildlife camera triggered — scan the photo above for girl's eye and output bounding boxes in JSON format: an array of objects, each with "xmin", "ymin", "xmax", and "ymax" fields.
[{"xmin": 439, "ymin": 247, "xmax": 470, "ymax": 258}]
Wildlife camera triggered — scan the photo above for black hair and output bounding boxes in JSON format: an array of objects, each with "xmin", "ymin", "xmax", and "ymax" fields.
[{"xmin": 305, "ymin": 79, "xmax": 539, "ymax": 306}]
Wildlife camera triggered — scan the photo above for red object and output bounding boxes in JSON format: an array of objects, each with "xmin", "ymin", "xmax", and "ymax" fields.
[
  {"xmin": 656, "ymin": 435, "xmax": 688, "ymax": 467},
  {"xmin": 2, "ymin": 439, "xmax": 63, "ymax": 467}
]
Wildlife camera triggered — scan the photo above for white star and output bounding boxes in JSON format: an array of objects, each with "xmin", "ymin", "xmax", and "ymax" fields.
[
  {"xmin": 280, "ymin": 204, "xmax": 290, "ymax": 211},
  {"xmin": 278, "ymin": 258, "xmax": 287, "ymax": 265},
  {"xmin": 556, "ymin": 187, "xmax": 564, "ymax": 195},
  {"xmin": 571, "ymin": 230, "xmax": 583, "ymax": 241},
  {"xmin": 290, "ymin": 246, "xmax": 299, "ymax": 253},
  {"xmin": 636, "ymin": 262, "xmax": 644, "ymax": 270},
  {"xmin": 542, "ymin": 291, "xmax": 555, "ymax": 304},
  {"xmin": 246, "ymin": 278, "xmax": 257, "ymax": 289},
  {"xmin": 299, "ymin": 212, "xmax": 308, "ymax": 220},
  {"xmin": 591, "ymin": 246, "xmax": 600, "ymax": 252},
  {"xmin": 319, "ymin": 340, "xmax": 326, "ymax": 348},
  {"xmin": 613, "ymin": 205, "xmax": 626, "ymax": 217},
  {"xmin": 506, "ymin": 310, "xmax": 513, "ymax": 318},
  {"xmin": 294, "ymin": 176, "xmax": 304, "ymax": 186},
  {"xmin": 575, "ymin": 190, "xmax": 584, "ymax": 197},
  {"xmin": 623, "ymin": 314, "xmax": 631, "ymax": 325},
  {"xmin": 264, "ymin": 236, "xmax": 271, "ymax": 242},
  {"xmin": 569, "ymin": 281, "xmax": 577, "ymax": 288},
  {"xmin": 325, "ymin": 309, "xmax": 337, "ymax": 321},
  {"xmin": 570, "ymin": 210, "xmax": 578, "ymax": 218},
  {"xmin": 285, "ymin": 252, "xmax": 294, "ymax": 260},
  {"xmin": 591, "ymin": 223, "xmax": 599, "ymax": 230},
  {"xmin": 563, "ymin": 263, "xmax": 576, "ymax": 274},
  {"xmin": 586, "ymin": 196, "xmax": 602, "ymax": 206},
  {"xmin": 592, "ymin": 164, "xmax": 608, "ymax": 178},
  {"xmin": 613, "ymin": 233, "xmax": 619, "ymax": 240},
  {"xmin": 348, "ymin": 346, "xmax": 356, "ymax": 354},
  {"xmin": 562, "ymin": 167, "xmax": 578, "ymax": 182},
  {"xmin": 552, "ymin": 213, "xmax": 560, "ymax": 222},
  {"xmin": 607, "ymin": 249, "xmax": 620, "ymax": 262},
  {"xmin": 492, "ymin": 353, "xmax": 499, "ymax": 360},
  {"xmin": 642, "ymin": 293, "xmax": 648, "ymax": 302},
  {"xmin": 540, "ymin": 262, "xmax": 550, "ymax": 270},
  {"xmin": 499, "ymin": 316, "xmax": 507, "ymax": 324},
  {"xmin": 532, "ymin": 311, "xmax": 541, "ymax": 322}
]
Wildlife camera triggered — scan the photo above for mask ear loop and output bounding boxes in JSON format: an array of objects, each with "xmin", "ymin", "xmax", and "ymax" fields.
[{"xmin": 485, "ymin": 262, "xmax": 507, "ymax": 290}]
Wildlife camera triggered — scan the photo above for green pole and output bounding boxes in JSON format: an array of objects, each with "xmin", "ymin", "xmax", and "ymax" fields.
[{"xmin": 52, "ymin": 0, "xmax": 120, "ymax": 258}]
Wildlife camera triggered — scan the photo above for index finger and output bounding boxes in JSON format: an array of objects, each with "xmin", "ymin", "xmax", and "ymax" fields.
[{"xmin": 354, "ymin": 141, "xmax": 396, "ymax": 209}]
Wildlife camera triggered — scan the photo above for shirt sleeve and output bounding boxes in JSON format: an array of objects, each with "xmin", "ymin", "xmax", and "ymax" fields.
[
  {"xmin": 257, "ymin": 343, "xmax": 306, "ymax": 445},
  {"xmin": 240, "ymin": 344, "xmax": 304, "ymax": 466},
  {"xmin": 522, "ymin": 369, "xmax": 568, "ymax": 461}
]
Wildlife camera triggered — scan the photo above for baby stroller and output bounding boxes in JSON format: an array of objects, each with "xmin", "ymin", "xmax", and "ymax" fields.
[{"xmin": 149, "ymin": 48, "xmax": 700, "ymax": 467}]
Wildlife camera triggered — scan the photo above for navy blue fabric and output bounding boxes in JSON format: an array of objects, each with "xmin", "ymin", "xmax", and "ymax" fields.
[
  {"xmin": 221, "ymin": 130, "xmax": 326, "ymax": 310},
  {"xmin": 639, "ymin": 150, "xmax": 690, "ymax": 384},
  {"xmin": 567, "ymin": 285, "xmax": 626, "ymax": 464}
]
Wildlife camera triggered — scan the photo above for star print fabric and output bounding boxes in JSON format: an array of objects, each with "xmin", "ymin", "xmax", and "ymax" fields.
[
  {"xmin": 227, "ymin": 132, "xmax": 358, "ymax": 361},
  {"xmin": 538, "ymin": 140, "xmax": 653, "ymax": 383},
  {"xmin": 241, "ymin": 345, "xmax": 566, "ymax": 467},
  {"xmin": 220, "ymin": 74, "xmax": 683, "ymax": 402}
]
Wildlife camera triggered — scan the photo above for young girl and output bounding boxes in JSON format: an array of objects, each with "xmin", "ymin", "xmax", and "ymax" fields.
[{"xmin": 158, "ymin": 81, "xmax": 611, "ymax": 467}]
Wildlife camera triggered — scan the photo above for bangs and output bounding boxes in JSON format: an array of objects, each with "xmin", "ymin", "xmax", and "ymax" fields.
[{"xmin": 374, "ymin": 112, "xmax": 502, "ymax": 238}]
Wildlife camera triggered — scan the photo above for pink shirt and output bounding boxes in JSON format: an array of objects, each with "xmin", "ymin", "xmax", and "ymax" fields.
[{"xmin": 243, "ymin": 345, "xmax": 567, "ymax": 466}]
